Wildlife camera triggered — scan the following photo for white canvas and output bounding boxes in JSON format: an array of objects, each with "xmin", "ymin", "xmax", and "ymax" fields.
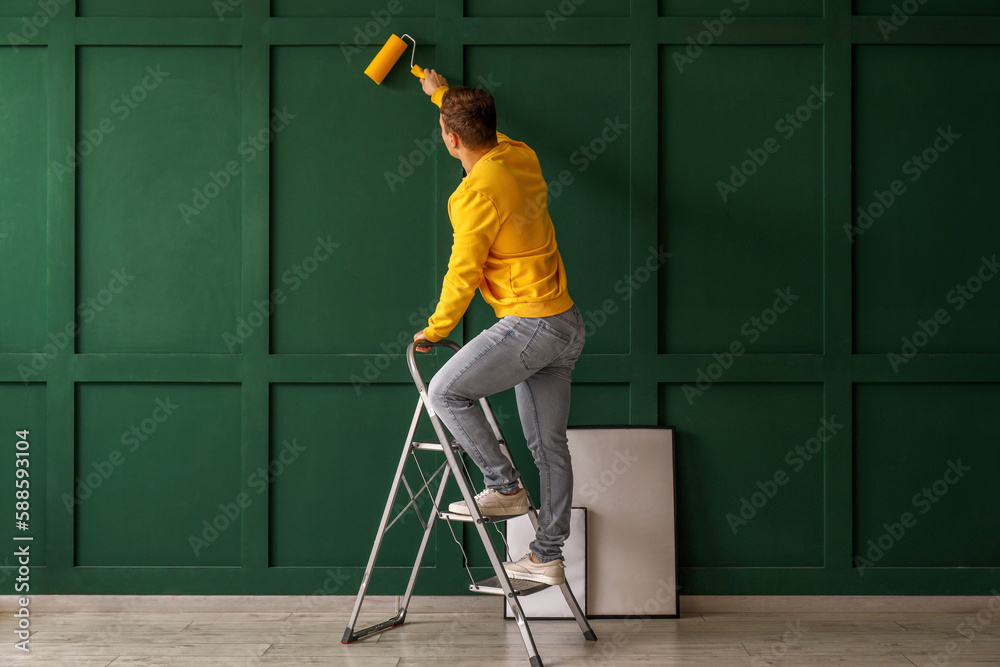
[
  {"xmin": 504, "ymin": 507, "xmax": 587, "ymax": 619},
  {"xmin": 567, "ymin": 427, "xmax": 677, "ymax": 617}
]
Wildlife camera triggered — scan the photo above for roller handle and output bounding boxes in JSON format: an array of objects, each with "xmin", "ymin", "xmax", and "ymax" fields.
[{"xmin": 411, "ymin": 64, "xmax": 425, "ymax": 79}]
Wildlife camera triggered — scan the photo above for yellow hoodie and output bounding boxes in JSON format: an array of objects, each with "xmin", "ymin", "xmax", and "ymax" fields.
[{"xmin": 422, "ymin": 86, "xmax": 574, "ymax": 342}]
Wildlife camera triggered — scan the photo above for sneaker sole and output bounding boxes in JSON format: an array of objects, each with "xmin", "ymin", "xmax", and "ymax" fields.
[
  {"xmin": 502, "ymin": 566, "xmax": 565, "ymax": 586},
  {"xmin": 447, "ymin": 505, "xmax": 529, "ymax": 517}
]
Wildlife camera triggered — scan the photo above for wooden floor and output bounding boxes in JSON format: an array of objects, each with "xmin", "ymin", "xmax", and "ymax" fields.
[{"xmin": 3, "ymin": 596, "xmax": 1000, "ymax": 667}]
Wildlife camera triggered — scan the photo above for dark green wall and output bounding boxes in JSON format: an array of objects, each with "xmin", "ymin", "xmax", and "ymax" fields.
[{"xmin": 0, "ymin": 0, "xmax": 997, "ymax": 596}]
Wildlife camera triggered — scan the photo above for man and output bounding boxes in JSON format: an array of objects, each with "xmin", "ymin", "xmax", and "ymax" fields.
[{"xmin": 412, "ymin": 69, "xmax": 584, "ymax": 587}]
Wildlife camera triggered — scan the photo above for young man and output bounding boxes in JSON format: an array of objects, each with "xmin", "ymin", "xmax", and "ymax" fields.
[{"xmin": 412, "ymin": 70, "xmax": 585, "ymax": 586}]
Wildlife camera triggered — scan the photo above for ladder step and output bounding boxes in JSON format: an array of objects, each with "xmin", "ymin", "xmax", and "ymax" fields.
[
  {"xmin": 438, "ymin": 511, "xmax": 510, "ymax": 524},
  {"xmin": 470, "ymin": 575, "xmax": 550, "ymax": 597},
  {"xmin": 410, "ymin": 440, "xmax": 457, "ymax": 452}
]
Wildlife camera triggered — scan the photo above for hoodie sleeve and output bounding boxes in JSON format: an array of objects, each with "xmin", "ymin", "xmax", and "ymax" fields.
[{"xmin": 423, "ymin": 190, "xmax": 501, "ymax": 342}]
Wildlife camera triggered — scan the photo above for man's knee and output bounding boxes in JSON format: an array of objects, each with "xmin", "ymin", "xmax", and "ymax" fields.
[{"xmin": 426, "ymin": 375, "xmax": 446, "ymax": 413}]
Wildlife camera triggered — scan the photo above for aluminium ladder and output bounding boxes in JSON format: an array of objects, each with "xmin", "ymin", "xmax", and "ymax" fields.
[{"xmin": 342, "ymin": 339, "xmax": 596, "ymax": 667}]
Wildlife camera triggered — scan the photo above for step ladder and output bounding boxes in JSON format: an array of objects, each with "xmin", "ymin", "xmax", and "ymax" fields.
[{"xmin": 343, "ymin": 339, "xmax": 597, "ymax": 667}]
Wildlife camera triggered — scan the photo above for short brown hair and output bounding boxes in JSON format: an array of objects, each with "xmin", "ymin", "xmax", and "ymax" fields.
[{"xmin": 440, "ymin": 86, "xmax": 497, "ymax": 150}]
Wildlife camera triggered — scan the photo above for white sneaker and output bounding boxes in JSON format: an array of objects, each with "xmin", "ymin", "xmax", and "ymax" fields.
[
  {"xmin": 503, "ymin": 553, "xmax": 566, "ymax": 586},
  {"xmin": 448, "ymin": 487, "xmax": 529, "ymax": 517}
]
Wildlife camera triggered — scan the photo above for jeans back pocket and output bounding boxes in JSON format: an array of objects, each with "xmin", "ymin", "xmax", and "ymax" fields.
[{"xmin": 519, "ymin": 318, "xmax": 574, "ymax": 371}]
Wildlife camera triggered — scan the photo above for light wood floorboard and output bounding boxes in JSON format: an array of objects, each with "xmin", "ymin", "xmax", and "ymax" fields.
[{"xmin": 3, "ymin": 601, "xmax": 1000, "ymax": 666}]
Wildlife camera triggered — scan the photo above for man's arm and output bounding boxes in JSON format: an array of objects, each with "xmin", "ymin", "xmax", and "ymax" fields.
[
  {"xmin": 422, "ymin": 190, "xmax": 500, "ymax": 342},
  {"xmin": 421, "ymin": 68, "xmax": 449, "ymax": 106}
]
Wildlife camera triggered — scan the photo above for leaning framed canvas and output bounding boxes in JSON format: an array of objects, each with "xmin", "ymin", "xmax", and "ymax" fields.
[
  {"xmin": 504, "ymin": 507, "xmax": 587, "ymax": 620},
  {"xmin": 566, "ymin": 426, "xmax": 678, "ymax": 618}
]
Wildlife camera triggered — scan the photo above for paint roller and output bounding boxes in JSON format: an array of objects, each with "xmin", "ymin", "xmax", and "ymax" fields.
[{"xmin": 364, "ymin": 34, "xmax": 425, "ymax": 85}]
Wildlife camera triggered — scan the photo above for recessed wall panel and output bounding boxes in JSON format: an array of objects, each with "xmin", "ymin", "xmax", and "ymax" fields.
[
  {"xmin": 0, "ymin": 47, "xmax": 47, "ymax": 353},
  {"xmin": 661, "ymin": 382, "xmax": 826, "ymax": 567},
  {"xmin": 75, "ymin": 383, "xmax": 242, "ymax": 566},
  {"xmin": 273, "ymin": 0, "xmax": 433, "ymax": 17},
  {"xmin": 270, "ymin": 45, "xmax": 438, "ymax": 354},
  {"xmin": 660, "ymin": 0, "xmax": 822, "ymax": 16},
  {"xmin": 466, "ymin": 0, "xmax": 628, "ymax": 18},
  {"xmin": 76, "ymin": 47, "xmax": 242, "ymax": 353},
  {"xmin": 0, "ymin": 1, "xmax": 41, "ymax": 16},
  {"xmin": 77, "ymin": 1, "xmax": 240, "ymax": 17},
  {"xmin": 269, "ymin": 383, "xmax": 430, "ymax": 567},
  {"xmin": 855, "ymin": 0, "xmax": 999, "ymax": 15},
  {"xmin": 853, "ymin": 383, "xmax": 1000, "ymax": 568},
  {"xmin": 853, "ymin": 46, "xmax": 1000, "ymax": 355},
  {"xmin": 659, "ymin": 45, "xmax": 824, "ymax": 354}
]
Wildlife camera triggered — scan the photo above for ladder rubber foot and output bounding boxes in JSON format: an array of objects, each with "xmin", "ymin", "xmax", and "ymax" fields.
[
  {"xmin": 584, "ymin": 629, "xmax": 598, "ymax": 641},
  {"xmin": 341, "ymin": 627, "xmax": 355, "ymax": 644},
  {"xmin": 530, "ymin": 657, "xmax": 543, "ymax": 667}
]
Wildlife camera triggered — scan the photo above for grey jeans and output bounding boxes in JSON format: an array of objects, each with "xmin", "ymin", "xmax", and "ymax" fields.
[{"xmin": 427, "ymin": 304, "xmax": 585, "ymax": 562}]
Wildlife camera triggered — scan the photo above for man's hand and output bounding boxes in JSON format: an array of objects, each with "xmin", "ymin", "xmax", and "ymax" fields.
[
  {"xmin": 414, "ymin": 331, "xmax": 432, "ymax": 353},
  {"xmin": 421, "ymin": 68, "xmax": 448, "ymax": 96}
]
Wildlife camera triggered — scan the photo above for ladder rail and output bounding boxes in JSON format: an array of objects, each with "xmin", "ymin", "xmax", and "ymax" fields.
[
  {"xmin": 343, "ymin": 398, "xmax": 423, "ymax": 639},
  {"xmin": 414, "ymin": 341, "xmax": 544, "ymax": 666},
  {"xmin": 397, "ymin": 456, "xmax": 453, "ymax": 617},
  {"xmin": 344, "ymin": 338, "xmax": 597, "ymax": 666}
]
